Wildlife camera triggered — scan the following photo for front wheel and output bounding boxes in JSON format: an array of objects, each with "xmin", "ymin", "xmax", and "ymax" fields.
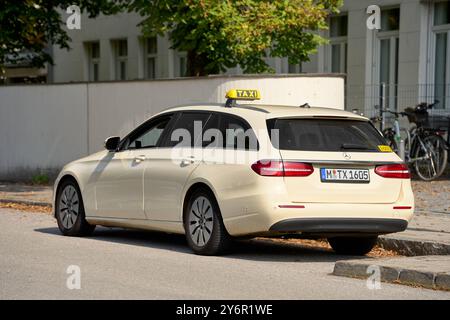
[
  {"xmin": 184, "ymin": 188, "xmax": 231, "ymax": 255},
  {"xmin": 56, "ymin": 179, "xmax": 95, "ymax": 236},
  {"xmin": 327, "ymin": 236, "xmax": 378, "ymax": 255}
]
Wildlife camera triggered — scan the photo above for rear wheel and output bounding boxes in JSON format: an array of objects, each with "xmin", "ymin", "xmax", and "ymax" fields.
[
  {"xmin": 327, "ymin": 236, "xmax": 377, "ymax": 255},
  {"xmin": 414, "ymin": 135, "xmax": 448, "ymax": 181},
  {"xmin": 184, "ymin": 188, "xmax": 231, "ymax": 255},
  {"xmin": 56, "ymin": 179, "xmax": 95, "ymax": 236}
]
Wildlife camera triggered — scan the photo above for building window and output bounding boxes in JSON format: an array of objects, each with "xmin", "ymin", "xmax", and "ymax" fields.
[
  {"xmin": 179, "ymin": 55, "xmax": 187, "ymax": 77},
  {"xmin": 330, "ymin": 15, "xmax": 348, "ymax": 37},
  {"xmin": 113, "ymin": 39, "xmax": 128, "ymax": 81},
  {"xmin": 86, "ymin": 42, "xmax": 100, "ymax": 82},
  {"xmin": 288, "ymin": 63, "xmax": 302, "ymax": 73},
  {"xmin": 434, "ymin": 1, "xmax": 450, "ymax": 26},
  {"xmin": 377, "ymin": 8, "xmax": 400, "ymax": 110},
  {"xmin": 432, "ymin": 1, "xmax": 450, "ymax": 109},
  {"xmin": 381, "ymin": 8, "xmax": 400, "ymax": 31},
  {"xmin": 174, "ymin": 52, "xmax": 187, "ymax": 77},
  {"xmin": 328, "ymin": 15, "xmax": 347, "ymax": 73},
  {"xmin": 145, "ymin": 37, "xmax": 157, "ymax": 79}
]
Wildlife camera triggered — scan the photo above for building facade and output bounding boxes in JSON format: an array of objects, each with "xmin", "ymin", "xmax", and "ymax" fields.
[{"xmin": 50, "ymin": 0, "xmax": 450, "ymax": 116}]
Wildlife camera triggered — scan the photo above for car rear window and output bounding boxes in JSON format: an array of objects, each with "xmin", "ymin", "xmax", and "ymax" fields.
[{"xmin": 267, "ymin": 118, "xmax": 387, "ymax": 152}]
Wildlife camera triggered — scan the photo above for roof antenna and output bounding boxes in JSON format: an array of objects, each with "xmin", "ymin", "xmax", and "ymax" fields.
[
  {"xmin": 225, "ymin": 98, "xmax": 236, "ymax": 108},
  {"xmin": 299, "ymin": 103, "xmax": 310, "ymax": 108}
]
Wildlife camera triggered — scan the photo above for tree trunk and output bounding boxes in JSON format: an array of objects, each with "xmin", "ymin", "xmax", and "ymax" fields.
[{"xmin": 186, "ymin": 50, "xmax": 215, "ymax": 77}]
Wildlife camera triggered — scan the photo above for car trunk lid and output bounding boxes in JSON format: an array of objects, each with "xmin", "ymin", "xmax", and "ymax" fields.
[
  {"xmin": 267, "ymin": 117, "xmax": 405, "ymax": 204},
  {"xmin": 279, "ymin": 151, "xmax": 403, "ymax": 203}
]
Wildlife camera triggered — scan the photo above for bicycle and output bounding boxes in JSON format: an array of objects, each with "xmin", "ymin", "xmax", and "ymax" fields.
[{"xmin": 371, "ymin": 102, "xmax": 448, "ymax": 181}]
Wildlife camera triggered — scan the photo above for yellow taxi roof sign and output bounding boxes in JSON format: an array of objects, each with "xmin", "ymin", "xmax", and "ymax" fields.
[{"xmin": 225, "ymin": 89, "xmax": 261, "ymax": 101}]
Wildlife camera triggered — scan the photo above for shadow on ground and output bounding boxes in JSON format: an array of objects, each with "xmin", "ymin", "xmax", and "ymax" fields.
[{"xmin": 35, "ymin": 226, "xmax": 367, "ymax": 263}]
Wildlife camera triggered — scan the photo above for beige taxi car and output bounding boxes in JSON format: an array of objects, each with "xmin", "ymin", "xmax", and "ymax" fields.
[{"xmin": 53, "ymin": 89, "xmax": 414, "ymax": 256}]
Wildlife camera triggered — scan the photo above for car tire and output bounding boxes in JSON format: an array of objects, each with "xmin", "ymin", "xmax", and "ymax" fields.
[
  {"xmin": 55, "ymin": 179, "xmax": 95, "ymax": 237},
  {"xmin": 184, "ymin": 188, "xmax": 231, "ymax": 255},
  {"xmin": 327, "ymin": 236, "xmax": 378, "ymax": 255}
]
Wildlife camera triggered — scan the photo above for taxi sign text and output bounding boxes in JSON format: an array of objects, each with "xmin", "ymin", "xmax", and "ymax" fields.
[{"xmin": 226, "ymin": 89, "xmax": 261, "ymax": 100}]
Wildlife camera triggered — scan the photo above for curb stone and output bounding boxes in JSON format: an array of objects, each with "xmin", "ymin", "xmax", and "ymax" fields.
[
  {"xmin": 333, "ymin": 257, "xmax": 450, "ymax": 291},
  {"xmin": 435, "ymin": 273, "xmax": 450, "ymax": 290},
  {"xmin": 378, "ymin": 236, "xmax": 450, "ymax": 256},
  {"xmin": 399, "ymin": 270, "xmax": 435, "ymax": 288}
]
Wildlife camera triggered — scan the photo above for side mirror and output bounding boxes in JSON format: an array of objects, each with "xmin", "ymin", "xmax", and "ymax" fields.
[{"xmin": 104, "ymin": 136, "xmax": 120, "ymax": 152}]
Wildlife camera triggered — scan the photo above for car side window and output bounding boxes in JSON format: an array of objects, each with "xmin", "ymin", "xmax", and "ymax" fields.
[
  {"xmin": 125, "ymin": 115, "xmax": 172, "ymax": 150},
  {"xmin": 161, "ymin": 112, "xmax": 211, "ymax": 148},
  {"xmin": 220, "ymin": 114, "xmax": 258, "ymax": 150},
  {"xmin": 202, "ymin": 114, "xmax": 221, "ymax": 148}
]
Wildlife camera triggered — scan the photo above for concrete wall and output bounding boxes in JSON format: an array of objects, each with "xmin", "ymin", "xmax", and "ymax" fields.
[
  {"xmin": 0, "ymin": 84, "xmax": 88, "ymax": 180},
  {"xmin": 0, "ymin": 75, "xmax": 344, "ymax": 181}
]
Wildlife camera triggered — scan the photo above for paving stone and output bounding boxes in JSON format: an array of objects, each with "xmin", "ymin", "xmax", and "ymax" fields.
[
  {"xmin": 399, "ymin": 270, "xmax": 435, "ymax": 289},
  {"xmin": 435, "ymin": 273, "xmax": 450, "ymax": 290},
  {"xmin": 379, "ymin": 266, "xmax": 400, "ymax": 282}
]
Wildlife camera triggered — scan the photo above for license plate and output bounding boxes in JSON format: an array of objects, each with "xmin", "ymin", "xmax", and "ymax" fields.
[{"xmin": 320, "ymin": 168, "xmax": 370, "ymax": 183}]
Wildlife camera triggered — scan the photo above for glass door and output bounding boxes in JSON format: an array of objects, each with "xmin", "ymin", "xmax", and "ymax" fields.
[
  {"xmin": 432, "ymin": 1, "xmax": 450, "ymax": 110},
  {"xmin": 379, "ymin": 36, "xmax": 399, "ymax": 111}
]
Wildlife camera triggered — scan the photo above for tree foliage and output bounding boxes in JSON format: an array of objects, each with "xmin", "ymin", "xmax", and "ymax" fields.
[
  {"xmin": 1, "ymin": 0, "xmax": 342, "ymax": 77},
  {"xmin": 129, "ymin": 0, "xmax": 343, "ymax": 76},
  {"xmin": 0, "ymin": 0, "xmax": 121, "ymax": 68}
]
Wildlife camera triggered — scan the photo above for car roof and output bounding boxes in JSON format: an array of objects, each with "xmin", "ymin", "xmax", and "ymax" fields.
[{"xmin": 161, "ymin": 103, "xmax": 367, "ymax": 121}]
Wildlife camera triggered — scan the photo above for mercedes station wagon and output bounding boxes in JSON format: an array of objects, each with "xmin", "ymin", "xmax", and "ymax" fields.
[{"xmin": 53, "ymin": 89, "xmax": 414, "ymax": 256}]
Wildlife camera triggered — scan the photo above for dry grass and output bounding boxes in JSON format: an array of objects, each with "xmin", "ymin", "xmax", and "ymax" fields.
[
  {"xmin": 0, "ymin": 201, "xmax": 52, "ymax": 214},
  {"xmin": 260, "ymin": 237, "xmax": 400, "ymax": 257}
]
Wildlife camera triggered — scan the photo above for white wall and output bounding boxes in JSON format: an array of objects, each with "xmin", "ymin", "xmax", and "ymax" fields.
[
  {"xmin": 0, "ymin": 75, "xmax": 344, "ymax": 180},
  {"xmin": 0, "ymin": 84, "xmax": 88, "ymax": 180}
]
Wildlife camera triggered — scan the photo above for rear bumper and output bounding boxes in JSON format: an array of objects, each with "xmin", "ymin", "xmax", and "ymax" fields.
[{"xmin": 269, "ymin": 218, "xmax": 408, "ymax": 235}]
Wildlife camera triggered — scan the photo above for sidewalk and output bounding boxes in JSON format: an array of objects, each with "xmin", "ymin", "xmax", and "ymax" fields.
[
  {"xmin": 0, "ymin": 183, "xmax": 52, "ymax": 207},
  {"xmin": 378, "ymin": 212, "xmax": 450, "ymax": 256},
  {"xmin": 412, "ymin": 180, "xmax": 450, "ymax": 214}
]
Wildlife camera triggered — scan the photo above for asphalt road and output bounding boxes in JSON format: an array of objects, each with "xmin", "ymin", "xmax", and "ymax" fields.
[{"xmin": 1, "ymin": 208, "xmax": 449, "ymax": 300}]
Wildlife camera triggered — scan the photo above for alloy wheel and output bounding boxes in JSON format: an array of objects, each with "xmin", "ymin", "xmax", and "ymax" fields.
[
  {"xmin": 59, "ymin": 185, "xmax": 79, "ymax": 229},
  {"xmin": 188, "ymin": 196, "xmax": 214, "ymax": 247}
]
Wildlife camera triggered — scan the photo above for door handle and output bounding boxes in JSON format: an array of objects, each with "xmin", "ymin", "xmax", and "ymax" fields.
[
  {"xmin": 134, "ymin": 155, "xmax": 146, "ymax": 162},
  {"xmin": 181, "ymin": 157, "xmax": 195, "ymax": 166}
]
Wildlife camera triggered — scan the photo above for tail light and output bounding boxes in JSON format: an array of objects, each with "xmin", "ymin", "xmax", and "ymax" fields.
[
  {"xmin": 283, "ymin": 161, "xmax": 315, "ymax": 176},
  {"xmin": 375, "ymin": 164, "xmax": 410, "ymax": 179},
  {"xmin": 251, "ymin": 160, "xmax": 314, "ymax": 177},
  {"xmin": 251, "ymin": 160, "xmax": 284, "ymax": 176}
]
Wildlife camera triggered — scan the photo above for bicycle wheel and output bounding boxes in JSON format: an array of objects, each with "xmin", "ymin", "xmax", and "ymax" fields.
[{"xmin": 414, "ymin": 135, "xmax": 448, "ymax": 181}]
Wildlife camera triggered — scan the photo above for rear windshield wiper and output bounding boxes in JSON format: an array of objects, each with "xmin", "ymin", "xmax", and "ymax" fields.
[{"xmin": 340, "ymin": 143, "xmax": 371, "ymax": 150}]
